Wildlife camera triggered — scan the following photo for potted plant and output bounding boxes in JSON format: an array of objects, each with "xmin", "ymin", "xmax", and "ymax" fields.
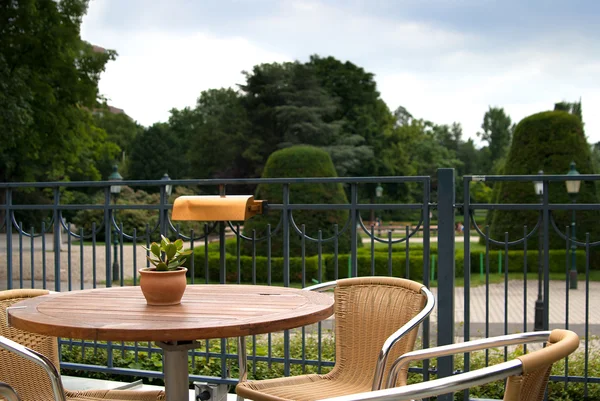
[{"xmin": 139, "ymin": 235, "xmax": 192, "ymax": 305}]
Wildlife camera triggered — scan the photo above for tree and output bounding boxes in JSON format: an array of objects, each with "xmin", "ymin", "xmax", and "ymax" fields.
[
  {"xmin": 186, "ymin": 89, "xmax": 252, "ymax": 180},
  {"xmin": 0, "ymin": 0, "xmax": 116, "ymax": 183},
  {"xmin": 93, "ymin": 107, "xmax": 144, "ymax": 179},
  {"xmin": 310, "ymin": 55, "xmax": 394, "ymax": 177},
  {"xmin": 240, "ymin": 61, "xmax": 357, "ymax": 177},
  {"xmin": 128, "ymin": 123, "xmax": 187, "ymax": 181},
  {"xmin": 554, "ymin": 100, "xmax": 582, "ymax": 121},
  {"xmin": 487, "ymin": 111, "xmax": 599, "ymax": 249},
  {"xmin": 477, "ymin": 107, "xmax": 513, "ymax": 174}
]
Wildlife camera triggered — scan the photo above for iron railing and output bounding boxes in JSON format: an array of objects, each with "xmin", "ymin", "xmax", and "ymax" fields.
[{"xmin": 1, "ymin": 169, "xmax": 598, "ymax": 400}]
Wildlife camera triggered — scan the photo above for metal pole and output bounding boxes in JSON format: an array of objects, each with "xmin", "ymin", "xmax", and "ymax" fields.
[
  {"xmin": 570, "ymin": 201, "xmax": 577, "ymax": 289},
  {"xmin": 112, "ymin": 194, "xmax": 119, "ymax": 282},
  {"xmin": 436, "ymin": 168, "xmax": 455, "ymax": 401},
  {"xmin": 534, "ymin": 197, "xmax": 543, "ymax": 331}
]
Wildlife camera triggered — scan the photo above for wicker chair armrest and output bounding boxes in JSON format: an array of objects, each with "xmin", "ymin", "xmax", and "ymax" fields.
[
  {"xmin": 318, "ymin": 359, "xmax": 524, "ymax": 401},
  {"xmin": 0, "ymin": 335, "xmax": 67, "ymax": 401},
  {"xmin": 0, "ymin": 381, "xmax": 21, "ymax": 401},
  {"xmin": 386, "ymin": 331, "xmax": 551, "ymax": 388},
  {"xmin": 371, "ymin": 286, "xmax": 435, "ymax": 390}
]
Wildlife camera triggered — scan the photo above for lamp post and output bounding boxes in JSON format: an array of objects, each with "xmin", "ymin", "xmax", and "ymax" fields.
[
  {"xmin": 533, "ymin": 170, "xmax": 544, "ymax": 331},
  {"xmin": 109, "ymin": 165, "xmax": 123, "ymax": 282},
  {"xmin": 160, "ymin": 173, "xmax": 172, "ymax": 236},
  {"xmin": 375, "ymin": 184, "xmax": 383, "ymax": 234},
  {"xmin": 566, "ymin": 161, "xmax": 581, "ymax": 290}
]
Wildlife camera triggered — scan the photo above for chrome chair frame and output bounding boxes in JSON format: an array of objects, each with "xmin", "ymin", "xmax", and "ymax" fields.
[
  {"xmin": 0, "ymin": 381, "xmax": 21, "ymax": 401},
  {"xmin": 0, "ymin": 335, "xmax": 67, "ymax": 401},
  {"xmin": 318, "ymin": 331, "xmax": 553, "ymax": 401}
]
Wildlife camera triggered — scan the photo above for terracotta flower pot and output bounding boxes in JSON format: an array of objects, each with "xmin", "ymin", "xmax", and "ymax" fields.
[{"xmin": 138, "ymin": 267, "xmax": 187, "ymax": 306}]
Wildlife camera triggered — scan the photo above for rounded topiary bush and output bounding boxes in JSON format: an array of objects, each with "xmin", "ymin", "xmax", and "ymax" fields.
[
  {"xmin": 242, "ymin": 145, "xmax": 355, "ymax": 257},
  {"xmin": 487, "ymin": 111, "xmax": 600, "ymax": 251}
]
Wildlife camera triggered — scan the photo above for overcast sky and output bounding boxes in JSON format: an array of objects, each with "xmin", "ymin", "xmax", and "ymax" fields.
[{"xmin": 81, "ymin": 0, "xmax": 600, "ymax": 146}]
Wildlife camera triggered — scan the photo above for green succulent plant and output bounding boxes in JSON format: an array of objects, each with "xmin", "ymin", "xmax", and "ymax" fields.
[{"xmin": 143, "ymin": 235, "xmax": 192, "ymax": 271}]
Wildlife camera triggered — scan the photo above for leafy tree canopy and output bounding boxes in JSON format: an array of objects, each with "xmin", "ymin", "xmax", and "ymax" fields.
[{"xmin": 0, "ymin": 0, "xmax": 116, "ymax": 182}]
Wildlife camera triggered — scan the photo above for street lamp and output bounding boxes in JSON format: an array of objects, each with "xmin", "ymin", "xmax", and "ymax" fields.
[
  {"xmin": 109, "ymin": 164, "xmax": 123, "ymax": 282},
  {"xmin": 533, "ymin": 170, "xmax": 544, "ymax": 331},
  {"xmin": 566, "ymin": 161, "xmax": 581, "ymax": 289},
  {"xmin": 160, "ymin": 173, "xmax": 172, "ymax": 235},
  {"xmin": 161, "ymin": 172, "xmax": 173, "ymax": 197},
  {"xmin": 375, "ymin": 184, "xmax": 383, "ymax": 233}
]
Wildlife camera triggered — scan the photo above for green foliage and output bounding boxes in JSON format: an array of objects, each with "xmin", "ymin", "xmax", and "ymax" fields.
[
  {"xmin": 187, "ymin": 89, "xmax": 252, "ymax": 179},
  {"xmin": 144, "ymin": 235, "xmax": 192, "ymax": 271},
  {"xmin": 93, "ymin": 107, "xmax": 144, "ymax": 179},
  {"xmin": 128, "ymin": 123, "xmax": 188, "ymax": 180},
  {"xmin": 308, "ymin": 55, "xmax": 392, "ymax": 178},
  {"xmin": 192, "ymin": 251, "xmax": 321, "ymax": 283},
  {"xmin": 192, "ymin": 247, "xmax": 596, "ymax": 287},
  {"xmin": 555, "ymin": 100, "xmax": 583, "ymax": 122},
  {"xmin": 0, "ymin": 0, "xmax": 116, "ymax": 183},
  {"xmin": 487, "ymin": 111, "xmax": 600, "ymax": 249},
  {"xmin": 71, "ymin": 186, "xmax": 159, "ymax": 241},
  {"xmin": 242, "ymin": 146, "xmax": 356, "ymax": 257}
]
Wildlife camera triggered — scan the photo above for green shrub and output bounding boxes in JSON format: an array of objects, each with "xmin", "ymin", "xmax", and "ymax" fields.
[
  {"xmin": 191, "ymin": 248, "xmax": 594, "ymax": 285},
  {"xmin": 71, "ymin": 186, "xmax": 202, "ymax": 242},
  {"xmin": 242, "ymin": 145, "xmax": 357, "ymax": 257},
  {"xmin": 192, "ymin": 248, "xmax": 321, "ymax": 283},
  {"xmin": 487, "ymin": 111, "xmax": 600, "ymax": 250}
]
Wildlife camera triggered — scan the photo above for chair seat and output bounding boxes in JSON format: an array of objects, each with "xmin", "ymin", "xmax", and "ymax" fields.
[{"xmin": 236, "ymin": 374, "xmax": 373, "ymax": 401}]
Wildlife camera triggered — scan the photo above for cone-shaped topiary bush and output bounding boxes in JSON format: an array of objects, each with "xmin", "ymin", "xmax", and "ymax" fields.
[
  {"xmin": 487, "ymin": 111, "xmax": 599, "ymax": 252},
  {"xmin": 242, "ymin": 145, "xmax": 356, "ymax": 258}
]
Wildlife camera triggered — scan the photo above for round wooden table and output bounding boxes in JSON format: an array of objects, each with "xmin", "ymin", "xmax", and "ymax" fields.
[{"xmin": 8, "ymin": 285, "xmax": 334, "ymax": 401}]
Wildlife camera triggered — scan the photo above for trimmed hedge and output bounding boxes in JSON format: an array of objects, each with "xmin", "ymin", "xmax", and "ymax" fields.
[
  {"xmin": 487, "ymin": 111, "xmax": 600, "ymax": 249},
  {"xmin": 242, "ymin": 145, "xmax": 356, "ymax": 257},
  {"xmin": 192, "ymin": 248, "xmax": 593, "ymax": 283}
]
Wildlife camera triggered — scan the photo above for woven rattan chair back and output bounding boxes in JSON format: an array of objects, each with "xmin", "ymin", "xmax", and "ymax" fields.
[
  {"xmin": 328, "ymin": 277, "xmax": 426, "ymax": 387},
  {"xmin": 0, "ymin": 289, "xmax": 59, "ymax": 401}
]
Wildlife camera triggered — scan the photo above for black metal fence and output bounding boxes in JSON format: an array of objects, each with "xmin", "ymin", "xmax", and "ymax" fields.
[{"xmin": 1, "ymin": 169, "xmax": 598, "ymax": 399}]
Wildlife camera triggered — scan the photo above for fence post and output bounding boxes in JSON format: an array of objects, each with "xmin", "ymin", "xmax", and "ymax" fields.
[
  {"xmin": 5, "ymin": 189, "xmax": 13, "ymax": 290},
  {"xmin": 437, "ymin": 168, "xmax": 455, "ymax": 401}
]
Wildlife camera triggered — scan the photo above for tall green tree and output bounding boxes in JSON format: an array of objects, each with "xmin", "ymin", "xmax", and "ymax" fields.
[
  {"xmin": 477, "ymin": 107, "xmax": 513, "ymax": 174},
  {"xmin": 240, "ymin": 61, "xmax": 356, "ymax": 176},
  {"xmin": 554, "ymin": 100, "xmax": 582, "ymax": 121},
  {"xmin": 309, "ymin": 55, "xmax": 394, "ymax": 177},
  {"xmin": 128, "ymin": 123, "xmax": 185, "ymax": 181},
  {"xmin": 187, "ymin": 89, "xmax": 252, "ymax": 180},
  {"xmin": 0, "ymin": 0, "xmax": 116, "ymax": 182},
  {"xmin": 93, "ymin": 107, "xmax": 144, "ymax": 179}
]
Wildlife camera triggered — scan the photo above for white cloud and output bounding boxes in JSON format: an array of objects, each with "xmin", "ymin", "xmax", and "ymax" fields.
[
  {"xmin": 82, "ymin": 2, "xmax": 290, "ymax": 126},
  {"xmin": 81, "ymin": 0, "xmax": 600, "ymax": 146}
]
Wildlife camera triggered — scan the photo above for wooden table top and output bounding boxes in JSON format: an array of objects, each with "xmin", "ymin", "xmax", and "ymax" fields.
[{"xmin": 8, "ymin": 285, "xmax": 334, "ymax": 342}]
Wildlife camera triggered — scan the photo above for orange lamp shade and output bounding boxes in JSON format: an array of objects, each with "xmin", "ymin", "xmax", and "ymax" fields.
[{"xmin": 171, "ymin": 195, "xmax": 265, "ymax": 221}]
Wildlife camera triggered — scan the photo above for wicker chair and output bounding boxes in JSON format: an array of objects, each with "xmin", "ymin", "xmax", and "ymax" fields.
[
  {"xmin": 316, "ymin": 329, "xmax": 579, "ymax": 401},
  {"xmin": 0, "ymin": 289, "xmax": 165, "ymax": 401},
  {"xmin": 236, "ymin": 276, "xmax": 435, "ymax": 401}
]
